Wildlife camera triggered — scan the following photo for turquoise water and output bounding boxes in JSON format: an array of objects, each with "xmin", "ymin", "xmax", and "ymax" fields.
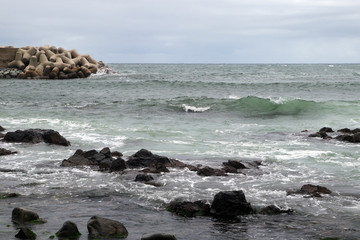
[{"xmin": 1, "ymin": 64, "xmax": 360, "ymax": 239}]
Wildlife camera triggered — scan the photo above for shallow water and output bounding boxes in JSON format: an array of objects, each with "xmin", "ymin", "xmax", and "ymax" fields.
[{"xmin": 1, "ymin": 64, "xmax": 360, "ymax": 239}]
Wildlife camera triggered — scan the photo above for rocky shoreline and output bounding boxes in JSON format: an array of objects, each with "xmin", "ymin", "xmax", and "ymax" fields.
[{"xmin": 0, "ymin": 125, "xmax": 349, "ymax": 239}]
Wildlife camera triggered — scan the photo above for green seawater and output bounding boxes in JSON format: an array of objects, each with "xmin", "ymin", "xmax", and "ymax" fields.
[{"xmin": 1, "ymin": 64, "xmax": 360, "ymax": 239}]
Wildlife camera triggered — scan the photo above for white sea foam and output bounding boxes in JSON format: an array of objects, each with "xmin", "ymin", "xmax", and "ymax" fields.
[{"xmin": 182, "ymin": 104, "xmax": 210, "ymax": 112}]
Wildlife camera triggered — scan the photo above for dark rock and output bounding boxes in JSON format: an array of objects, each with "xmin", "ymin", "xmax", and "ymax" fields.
[
  {"xmin": 61, "ymin": 150, "xmax": 93, "ymax": 167},
  {"xmin": 12, "ymin": 207, "xmax": 40, "ymax": 224},
  {"xmin": 223, "ymin": 160, "xmax": 247, "ymax": 169},
  {"xmin": 141, "ymin": 233, "xmax": 177, "ymax": 240},
  {"xmin": 127, "ymin": 149, "xmax": 173, "ymax": 173},
  {"xmin": 87, "ymin": 216, "xmax": 128, "ymax": 239},
  {"xmin": 3, "ymin": 129, "xmax": 70, "ymax": 146},
  {"xmin": 352, "ymin": 133, "xmax": 360, "ymax": 142},
  {"xmin": 166, "ymin": 158, "xmax": 198, "ymax": 171},
  {"xmin": 337, "ymin": 128, "xmax": 352, "ymax": 134},
  {"xmin": 210, "ymin": 191, "xmax": 253, "ymax": 218},
  {"xmin": 100, "ymin": 147, "xmax": 111, "ymax": 157},
  {"xmin": 0, "ymin": 148, "xmax": 17, "ymax": 156},
  {"xmin": 111, "ymin": 151, "xmax": 123, "ymax": 157},
  {"xmin": 1, "ymin": 192, "xmax": 20, "ymax": 199},
  {"xmin": 319, "ymin": 127, "xmax": 334, "ymax": 133},
  {"xmin": 300, "ymin": 184, "xmax": 332, "ymax": 195},
  {"xmin": 197, "ymin": 166, "xmax": 227, "ymax": 176},
  {"xmin": 308, "ymin": 132, "xmax": 331, "ymax": 139},
  {"xmin": 135, "ymin": 174, "xmax": 154, "ymax": 182},
  {"xmin": 110, "ymin": 158, "xmax": 126, "ymax": 172},
  {"xmin": 335, "ymin": 134, "xmax": 353, "ymax": 142},
  {"xmin": 56, "ymin": 221, "xmax": 81, "ymax": 239},
  {"xmin": 167, "ymin": 200, "xmax": 210, "ymax": 217},
  {"xmin": 352, "ymin": 128, "xmax": 360, "ymax": 134},
  {"xmin": 0, "ymin": 126, "xmax": 4, "ymax": 131},
  {"xmin": 15, "ymin": 227, "xmax": 36, "ymax": 239},
  {"xmin": 259, "ymin": 204, "xmax": 293, "ymax": 215}
]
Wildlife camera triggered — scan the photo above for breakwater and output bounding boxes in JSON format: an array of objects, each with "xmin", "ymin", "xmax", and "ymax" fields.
[{"xmin": 0, "ymin": 45, "xmax": 104, "ymax": 79}]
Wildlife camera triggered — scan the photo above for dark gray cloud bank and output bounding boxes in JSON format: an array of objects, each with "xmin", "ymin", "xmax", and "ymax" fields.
[{"xmin": 1, "ymin": 0, "xmax": 360, "ymax": 63}]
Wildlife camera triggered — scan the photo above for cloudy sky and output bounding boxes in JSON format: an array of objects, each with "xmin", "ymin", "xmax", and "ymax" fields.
[{"xmin": 1, "ymin": 0, "xmax": 360, "ymax": 63}]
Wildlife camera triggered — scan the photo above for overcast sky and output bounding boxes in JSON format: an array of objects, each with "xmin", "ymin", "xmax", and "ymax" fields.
[{"xmin": 1, "ymin": 0, "xmax": 360, "ymax": 63}]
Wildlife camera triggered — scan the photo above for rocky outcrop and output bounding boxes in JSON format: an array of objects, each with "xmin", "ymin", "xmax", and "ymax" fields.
[
  {"xmin": 167, "ymin": 200, "xmax": 211, "ymax": 217},
  {"xmin": 308, "ymin": 127, "xmax": 360, "ymax": 143},
  {"xmin": 87, "ymin": 216, "xmax": 128, "ymax": 239},
  {"xmin": 258, "ymin": 204, "xmax": 293, "ymax": 215},
  {"xmin": 210, "ymin": 191, "xmax": 254, "ymax": 218},
  {"xmin": 7, "ymin": 45, "xmax": 105, "ymax": 79},
  {"xmin": 56, "ymin": 221, "xmax": 81, "ymax": 239},
  {"xmin": 12, "ymin": 207, "xmax": 45, "ymax": 224},
  {"xmin": 60, "ymin": 148, "xmax": 126, "ymax": 171},
  {"xmin": 197, "ymin": 166, "xmax": 227, "ymax": 176},
  {"xmin": 3, "ymin": 129, "xmax": 70, "ymax": 146},
  {"xmin": 287, "ymin": 184, "xmax": 332, "ymax": 198},
  {"xmin": 141, "ymin": 233, "xmax": 178, "ymax": 240}
]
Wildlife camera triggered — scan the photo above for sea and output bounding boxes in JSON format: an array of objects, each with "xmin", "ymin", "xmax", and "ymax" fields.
[{"xmin": 1, "ymin": 64, "xmax": 360, "ymax": 240}]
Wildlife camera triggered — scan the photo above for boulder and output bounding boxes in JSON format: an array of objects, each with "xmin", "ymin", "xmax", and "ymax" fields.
[
  {"xmin": 135, "ymin": 174, "xmax": 154, "ymax": 182},
  {"xmin": 12, "ymin": 207, "xmax": 42, "ymax": 224},
  {"xmin": 87, "ymin": 216, "xmax": 128, "ymax": 239},
  {"xmin": 3, "ymin": 129, "xmax": 70, "ymax": 146},
  {"xmin": 319, "ymin": 127, "xmax": 334, "ymax": 133},
  {"xmin": 210, "ymin": 191, "xmax": 254, "ymax": 218},
  {"xmin": 141, "ymin": 233, "xmax": 177, "ymax": 240},
  {"xmin": 197, "ymin": 166, "xmax": 227, "ymax": 176},
  {"xmin": 15, "ymin": 227, "xmax": 36, "ymax": 239},
  {"xmin": 56, "ymin": 221, "xmax": 81, "ymax": 239},
  {"xmin": 109, "ymin": 158, "xmax": 127, "ymax": 172},
  {"xmin": 167, "ymin": 200, "xmax": 210, "ymax": 217},
  {"xmin": 127, "ymin": 149, "xmax": 171, "ymax": 173},
  {"xmin": 60, "ymin": 150, "xmax": 93, "ymax": 167}
]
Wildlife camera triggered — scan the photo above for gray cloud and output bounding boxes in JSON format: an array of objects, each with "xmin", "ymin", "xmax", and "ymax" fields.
[{"xmin": 1, "ymin": 0, "xmax": 359, "ymax": 63}]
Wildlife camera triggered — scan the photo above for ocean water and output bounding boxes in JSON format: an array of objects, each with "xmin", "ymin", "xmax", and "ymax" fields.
[{"xmin": 1, "ymin": 64, "xmax": 360, "ymax": 239}]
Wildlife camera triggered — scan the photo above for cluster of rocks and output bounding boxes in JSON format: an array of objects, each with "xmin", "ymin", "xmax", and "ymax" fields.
[
  {"xmin": 167, "ymin": 190, "xmax": 293, "ymax": 219},
  {"xmin": 10, "ymin": 207, "xmax": 176, "ymax": 240},
  {"xmin": 287, "ymin": 184, "xmax": 333, "ymax": 198},
  {"xmin": 61, "ymin": 148, "xmax": 262, "ymax": 179},
  {"xmin": 308, "ymin": 127, "xmax": 360, "ymax": 143},
  {"xmin": 2, "ymin": 128, "xmax": 70, "ymax": 146},
  {"xmin": 7, "ymin": 45, "xmax": 105, "ymax": 79},
  {"xmin": 0, "ymin": 68, "xmax": 21, "ymax": 79}
]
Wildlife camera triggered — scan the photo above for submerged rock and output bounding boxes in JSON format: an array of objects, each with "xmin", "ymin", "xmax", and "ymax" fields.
[
  {"xmin": 87, "ymin": 216, "xmax": 128, "ymax": 239},
  {"xmin": 56, "ymin": 221, "xmax": 81, "ymax": 239},
  {"xmin": 167, "ymin": 200, "xmax": 211, "ymax": 217},
  {"xmin": 3, "ymin": 129, "xmax": 70, "ymax": 146},
  {"xmin": 210, "ymin": 191, "xmax": 254, "ymax": 218},
  {"xmin": 0, "ymin": 148, "xmax": 17, "ymax": 156},
  {"xmin": 15, "ymin": 227, "xmax": 36, "ymax": 239},
  {"xmin": 12, "ymin": 207, "xmax": 45, "ymax": 224},
  {"xmin": 258, "ymin": 204, "xmax": 293, "ymax": 215},
  {"xmin": 287, "ymin": 184, "xmax": 332, "ymax": 198},
  {"xmin": 141, "ymin": 233, "xmax": 177, "ymax": 240},
  {"xmin": 308, "ymin": 126, "xmax": 360, "ymax": 143},
  {"xmin": 197, "ymin": 166, "xmax": 227, "ymax": 176}
]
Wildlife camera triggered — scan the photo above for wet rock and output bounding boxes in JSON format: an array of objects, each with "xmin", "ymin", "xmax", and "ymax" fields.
[
  {"xmin": 166, "ymin": 158, "xmax": 198, "ymax": 171},
  {"xmin": 135, "ymin": 174, "xmax": 154, "ymax": 182},
  {"xmin": 12, "ymin": 207, "xmax": 44, "ymax": 224},
  {"xmin": 56, "ymin": 221, "xmax": 81, "ymax": 239},
  {"xmin": 0, "ymin": 126, "xmax": 4, "ymax": 131},
  {"xmin": 0, "ymin": 148, "xmax": 17, "ymax": 156},
  {"xmin": 110, "ymin": 158, "xmax": 126, "ymax": 172},
  {"xmin": 222, "ymin": 160, "xmax": 248, "ymax": 173},
  {"xmin": 335, "ymin": 134, "xmax": 353, "ymax": 142},
  {"xmin": 1, "ymin": 192, "xmax": 20, "ymax": 199},
  {"xmin": 87, "ymin": 216, "xmax": 128, "ymax": 239},
  {"xmin": 258, "ymin": 204, "xmax": 293, "ymax": 215},
  {"xmin": 61, "ymin": 150, "xmax": 93, "ymax": 167},
  {"xmin": 3, "ymin": 129, "xmax": 70, "ymax": 146},
  {"xmin": 197, "ymin": 166, "xmax": 227, "ymax": 176},
  {"xmin": 15, "ymin": 227, "xmax": 36, "ymax": 239},
  {"xmin": 287, "ymin": 184, "xmax": 332, "ymax": 198},
  {"xmin": 210, "ymin": 191, "xmax": 254, "ymax": 218},
  {"xmin": 308, "ymin": 131, "xmax": 332, "ymax": 139},
  {"xmin": 338, "ymin": 128, "xmax": 352, "ymax": 134},
  {"xmin": 127, "ymin": 149, "xmax": 171, "ymax": 171},
  {"xmin": 141, "ymin": 233, "xmax": 177, "ymax": 240},
  {"xmin": 167, "ymin": 200, "xmax": 210, "ymax": 217},
  {"xmin": 319, "ymin": 127, "xmax": 334, "ymax": 133}
]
